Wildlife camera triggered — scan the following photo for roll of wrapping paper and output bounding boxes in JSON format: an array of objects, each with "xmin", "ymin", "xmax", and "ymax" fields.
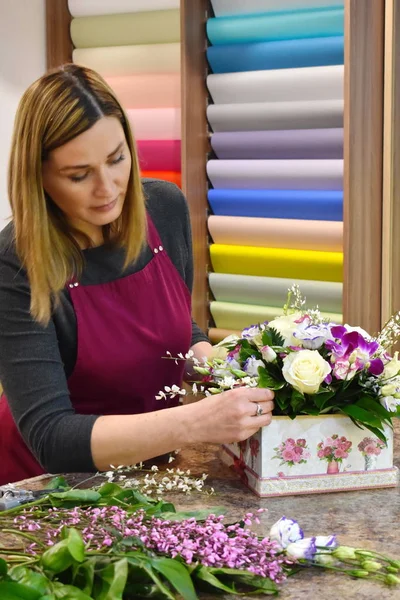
[
  {"xmin": 211, "ymin": 129, "xmax": 343, "ymax": 159},
  {"xmin": 71, "ymin": 10, "xmax": 180, "ymax": 48},
  {"xmin": 208, "ymin": 189, "xmax": 342, "ymax": 221},
  {"xmin": 207, "ymin": 37, "xmax": 343, "ymax": 73},
  {"xmin": 207, "ymin": 65, "xmax": 343, "ymax": 104},
  {"xmin": 210, "ymin": 301, "xmax": 342, "ymax": 330},
  {"xmin": 210, "ymin": 244, "xmax": 343, "ymax": 282},
  {"xmin": 207, "ymin": 160, "xmax": 343, "ymax": 190},
  {"xmin": 68, "ymin": 0, "xmax": 179, "ymax": 17},
  {"xmin": 141, "ymin": 171, "xmax": 181, "ymax": 187},
  {"xmin": 137, "ymin": 140, "xmax": 181, "ymax": 172},
  {"xmin": 73, "ymin": 43, "xmax": 180, "ymax": 77},
  {"xmin": 207, "ymin": 9, "xmax": 344, "ymax": 46},
  {"xmin": 207, "ymin": 100, "xmax": 343, "ymax": 132},
  {"xmin": 105, "ymin": 74, "xmax": 181, "ymax": 108},
  {"xmin": 210, "ymin": 0, "xmax": 344, "ymax": 18},
  {"xmin": 209, "ymin": 273, "xmax": 343, "ymax": 313},
  {"xmin": 208, "ymin": 216, "xmax": 343, "ymax": 252},
  {"xmin": 127, "ymin": 108, "xmax": 181, "ymax": 141},
  {"xmin": 208, "ymin": 328, "xmax": 241, "ymax": 344}
]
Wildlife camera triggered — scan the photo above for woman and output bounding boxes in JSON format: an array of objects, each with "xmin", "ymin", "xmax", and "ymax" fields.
[{"xmin": 0, "ymin": 64, "xmax": 274, "ymax": 485}]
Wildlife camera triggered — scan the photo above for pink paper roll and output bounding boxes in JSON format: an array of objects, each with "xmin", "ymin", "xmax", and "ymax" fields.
[
  {"xmin": 208, "ymin": 215, "xmax": 343, "ymax": 252},
  {"xmin": 106, "ymin": 74, "xmax": 181, "ymax": 108},
  {"xmin": 127, "ymin": 108, "xmax": 181, "ymax": 140},
  {"xmin": 137, "ymin": 140, "xmax": 181, "ymax": 171}
]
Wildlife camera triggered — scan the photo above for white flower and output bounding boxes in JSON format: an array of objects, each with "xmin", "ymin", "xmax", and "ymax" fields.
[
  {"xmin": 380, "ymin": 396, "xmax": 400, "ymax": 412},
  {"xmin": 286, "ymin": 537, "xmax": 317, "ymax": 560},
  {"xmin": 382, "ymin": 351, "xmax": 400, "ymax": 379},
  {"xmin": 381, "ymin": 383, "xmax": 397, "ymax": 397},
  {"xmin": 261, "ymin": 345, "xmax": 277, "ymax": 362},
  {"xmin": 270, "ymin": 517, "xmax": 304, "ymax": 549},
  {"xmin": 243, "ymin": 356, "xmax": 264, "ymax": 377},
  {"xmin": 315, "ymin": 535, "xmax": 337, "ymax": 550},
  {"xmin": 282, "ymin": 350, "xmax": 332, "ymax": 395},
  {"xmin": 342, "ymin": 324, "xmax": 372, "ymax": 339},
  {"xmin": 268, "ymin": 313, "xmax": 303, "ymax": 346}
]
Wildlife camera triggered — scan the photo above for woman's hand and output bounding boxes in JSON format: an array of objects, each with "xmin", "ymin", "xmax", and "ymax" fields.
[{"xmin": 189, "ymin": 387, "xmax": 274, "ymax": 445}]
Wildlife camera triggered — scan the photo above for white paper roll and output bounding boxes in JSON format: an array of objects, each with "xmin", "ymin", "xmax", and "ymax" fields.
[
  {"xmin": 207, "ymin": 159, "xmax": 343, "ymax": 190},
  {"xmin": 207, "ymin": 100, "xmax": 343, "ymax": 132},
  {"xmin": 207, "ymin": 65, "xmax": 343, "ymax": 105},
  {"xmin": 127, "ymin": 108, "xmax": 181, "ymax": 140},
  {"xmin": 209, "ymin": 273, "xmax": 343, "ymax": 314},
  {"xmin": 68, "ymin": 0, "xmax": 179, "ymax": 17},
  {"xmin": 73, "ymin": 43, "xmax": 180, "ymax": 77},
  {"xmin": 210, "ymin": 0, "xmax": 344, "ymax": 17}
]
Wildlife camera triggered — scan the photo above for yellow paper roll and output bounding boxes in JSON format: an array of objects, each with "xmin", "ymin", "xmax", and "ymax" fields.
[
  {"xmin": 210, "ymin": 301, "xmax": 342, "ymax": 330},
  {"xmin": 71, "ymin": 10, "xmax": 180, "ymax": 48},
  {"xmin": 210, "ymin": 244, "xmax": 343, "ymax": 282},
  {"xmin": 73, "ymin": 43, "xmax": 180, "ymax": 76}
]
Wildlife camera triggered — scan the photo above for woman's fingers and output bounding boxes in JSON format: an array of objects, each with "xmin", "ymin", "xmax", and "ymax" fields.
[{"xmin": 248, "ymin": 399, "xmax": 274, "ymax": 417}]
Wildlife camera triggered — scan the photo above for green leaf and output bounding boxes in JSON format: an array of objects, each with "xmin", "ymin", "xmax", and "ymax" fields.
[
  {"xmin": 71, "ymin": 559, "xmax": 95, "ymax": 595},
  {"xmin": 52, "ymin": 583, "xmax": 93, "ymax": 599},
  {"xmin": 238, "ymin": 340, "xmax": 260, "ymax": 362},
  {"xmin": 49, "ymin": 490, "xmax": 101, "ymax": 503},
  {"xmin": 66, "ymin": 528, "xmax": 85, "ymax": 563},
  {"xmin": 96, "ymin": 558, "xmax": 128, "ymax": 600},
  {"xmin": 258, "ymin": 367, "xmax": 285, "ymax": 390},
  {"xmin": 134, "ymin": 564, "xmax": 175, "ymax": 600},
  {"xmin": 152, "ymin": 558, "xmax": 198, "ymax": 600},
  {"xmin": 355, "ymin": 396, "xmax": 393, "ymax": 425},
  {"xmin": 340, "ymin": 405, "xmax": 382, "ymax": 428},
  {"xmin": 159, "ymin": 507, "xmax": 226, "ymax": 521},
  {"xmin": 0, "ymin": 558, "xmax": 7, "ymax": 578},
  {"xmin": 193, "ymin": 566, "xmax": 237, "ymax": 594},
  {"xmin": 123, "ymin": 582, "xmax": 169, "ymax": 599},
  {"xmin": 45, "ymin": 476, "xmax": 69, "ymax": 490},
  {"xmin": 8, "ymin": 567, "xmax": 50, "ymax": 597},
  {"xmin": 290, "ymin": 389, "xmax": 306, "ymax": 412},
  {"xmin": 266, "ymin": 327, "xmax": 285, "ymax": 347},
  {"xmin": 97, "ymin": 482, "xmax": 124, "ymax": 497},
  {"xmin": 312, "ymin": 389, "xmax": 335, "ymax": 410},
  {"xmin": 0, "ymin": 581, "xmax": 41, "ymax": 600},
  {"xmin": 41, "ymin": 540, "xmax": 73, "ymax": 574},
  {"xmin": 209, "ymin": 568, "xmax": 279, "ymax": 595}
]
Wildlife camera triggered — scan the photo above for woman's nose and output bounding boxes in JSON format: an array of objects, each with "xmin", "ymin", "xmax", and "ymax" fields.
[{"xmin": 93, "ymin": 168, "xmax": 116, "ymax": 198}]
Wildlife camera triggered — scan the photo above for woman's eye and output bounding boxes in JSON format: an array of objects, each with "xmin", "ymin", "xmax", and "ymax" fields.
[
  {"xmin": 69, "ymin": 172, "xmax": 88, "ymax": 183},
  {"xmin": 112, "ymin": 153, "xmax": 125, "ymax": 165}
]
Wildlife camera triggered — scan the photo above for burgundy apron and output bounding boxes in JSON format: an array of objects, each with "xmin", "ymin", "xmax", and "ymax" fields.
[{"xmin": 0, "ymin": 215, "xmax": 192, "ymax": 484}]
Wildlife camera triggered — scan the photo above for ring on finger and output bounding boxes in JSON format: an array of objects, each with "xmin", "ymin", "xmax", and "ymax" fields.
[{"xmin": 254, "ymin": 403, "xmax": 263, "ymax": 417}]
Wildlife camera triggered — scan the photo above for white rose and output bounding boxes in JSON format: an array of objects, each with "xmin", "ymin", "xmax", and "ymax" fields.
[
  {"xmin": 383, "ymin": 352, "xmax": 400, "ymax": 379},
  {"xmin": 268, "ymin": 313, "xmax": 303, "ymax": 346},
  {"xmin": 282, "ymin": 350, "xmax": 332, "ymax": 395}
]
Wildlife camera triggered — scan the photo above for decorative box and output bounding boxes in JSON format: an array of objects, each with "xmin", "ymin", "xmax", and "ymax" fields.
[{"xmin": 220, "ymin": 415, "xmax": 398, "ymax": 496}]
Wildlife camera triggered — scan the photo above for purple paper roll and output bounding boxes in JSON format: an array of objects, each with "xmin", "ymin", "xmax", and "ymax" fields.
[
  {"xmin": 211, "ymin": 128, "xmax": 343, "ymax": 160},
  {"xmin": 137, "ymin": 140, "xmax": 181, "ymax": 171}
]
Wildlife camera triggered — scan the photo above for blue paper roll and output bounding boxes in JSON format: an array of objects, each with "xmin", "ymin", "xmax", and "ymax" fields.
[
  {"xmin": 207, "ymin": 36, "xmax": 344, "ymax": 73},
  {"xmin": 207, "ymin": 8, "xmax": 344, "ymax": 45},
  {"xmin": 208, "ymin": 189, "xmax": 343, "ymax": 221}
]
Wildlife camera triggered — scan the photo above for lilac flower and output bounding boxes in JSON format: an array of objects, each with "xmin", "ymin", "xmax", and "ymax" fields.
[
  {"xmin": 241, "ymin": 325, "xmax": 261, "ymax": 341},
  {"xmin": 293, "ymin": 321, "xmax": 334, "ymax": 350},
  {"xmin": 243, "ymin": 356, "xmax": 265, "ymax": 377},
  {"xmin": 315, "ymin": 535, "xmax": 337, "ymax": 550},
  {"xmin": 286, "ymin": 537, "xmax": 317, "ymax": 561},
  {"xmin": 269, "ymin": 517, "xmax": 304, "ymax": 549}
]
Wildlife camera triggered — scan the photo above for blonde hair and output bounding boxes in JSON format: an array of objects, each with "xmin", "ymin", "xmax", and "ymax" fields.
[{"xmin": 8, "ymin": 63, "xmax": 146, "ymax": 325}]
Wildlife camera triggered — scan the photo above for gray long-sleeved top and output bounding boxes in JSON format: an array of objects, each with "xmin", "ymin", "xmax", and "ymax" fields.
[{"xmin": 0, "ymin": 179, "xmax": 208, "ymax": 473}]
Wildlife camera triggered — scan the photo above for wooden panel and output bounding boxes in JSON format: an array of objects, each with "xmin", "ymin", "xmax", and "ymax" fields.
[
  {"xmin": 46, "ymin": 0, "xmax": 73, "ymax": 69},
  {"xmin": 382, "ymin": 0, "xmax": 400, "ymax": 326},
  {"xmin": 343, "ymin": 0, "xmax": 385, "ymax": 334},
  {"xmin": 181, "ymin": 0, "xmax": 210, "ymax": 332}
]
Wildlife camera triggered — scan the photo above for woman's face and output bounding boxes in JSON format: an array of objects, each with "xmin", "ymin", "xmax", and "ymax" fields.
[{"xmin": 42, "ymin": 116, "xmax": 132, "ymax": 245}]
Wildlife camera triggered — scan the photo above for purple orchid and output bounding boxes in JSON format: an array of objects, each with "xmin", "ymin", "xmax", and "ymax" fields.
[{"xmin": 326, "ymin": 326, "xmax": 384, "ymax": 376}]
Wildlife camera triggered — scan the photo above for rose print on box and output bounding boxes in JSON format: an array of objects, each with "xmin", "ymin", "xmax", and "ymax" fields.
[
  {"xmin": 317, "ymin": 434, "xmax": 352, "ymax": 474},
  {"xmin": 272, "ymin": 437, "xmax": 311, "ymax": 469},
  {"xmin": 358, "ymin": 436, "xmax": 385, "ymax": 471}
]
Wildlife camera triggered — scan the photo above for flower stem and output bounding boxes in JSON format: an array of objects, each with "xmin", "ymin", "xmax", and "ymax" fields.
[{"xmin": 1, "ymin": 529, "xmax": 46, "ymax": 548}]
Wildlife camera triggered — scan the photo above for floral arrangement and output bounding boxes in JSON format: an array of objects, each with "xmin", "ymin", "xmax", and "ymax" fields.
[
  {"xmin": 358, "ymin": 436, "xmax": 386, "ymax": 457},
  {"xmin": 161, "ymin": 286, "xmax": 400, "ymax": 443},
  {"xmin": 317, "ymin": 434, "xmax": 352, "ymax": 464},
  {"xmin": 273, "ymin": 437, "xmax": 311, "ymax": 467},
  {"xmin": 0, "ymin": 476, "xmax": 399, "ymax": 598}
]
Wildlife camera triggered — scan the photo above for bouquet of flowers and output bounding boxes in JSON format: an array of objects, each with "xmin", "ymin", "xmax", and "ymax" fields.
[
  {"xmin": 317, "ymin": 434, "xmax": 352, "ymax": 464},
  {"xmin": 273, "ymin": 437, "xmax": 311, "ymax": 467},
  {"xmin": 163, "ymin": 286, "xmax": 400, "ymax": 443}
]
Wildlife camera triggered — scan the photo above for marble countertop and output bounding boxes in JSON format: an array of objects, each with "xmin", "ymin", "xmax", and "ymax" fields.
[{"xmin": 9, "ymin": 423, "xmax": 400, "ymax": 599}]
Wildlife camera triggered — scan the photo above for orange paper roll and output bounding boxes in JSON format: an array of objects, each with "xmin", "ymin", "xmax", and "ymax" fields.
[
  {"xmin": 210, "ymin": 244, "xmax": 343, "ymax": 282},
  {"xmin": 127, "ymin": 108, "xmax": 181, "ymax": 140},
  {"xmin": 106, "ymin": 74, "xmax": 181, "ymax": 108},
  {"xmin": 208, "ymin": 216, "xmax": 343, "ymax": 252},
  {"xmin": 208, "ymin": 327, "xmax": 241, "ymax": 343},
  {"xmin": 141, "ymin": 170, "xmax": 181, "ymax": 187}
]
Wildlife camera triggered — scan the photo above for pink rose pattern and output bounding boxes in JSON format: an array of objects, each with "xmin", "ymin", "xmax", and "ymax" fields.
[
  {"xmin": 273, "ymin": 438, "xmax": 311, "ymax": 467},
  {"xmin": 317, "ymin": 434, "xmax": 352, "ymax": 463},
  {"xmin": 358, "ymin": 436, "xmax": 385, "ymax": 456}
]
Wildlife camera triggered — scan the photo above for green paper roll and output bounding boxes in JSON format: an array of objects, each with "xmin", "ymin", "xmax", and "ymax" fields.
[
  {"xmin": 210, "ymin": 301, "xmax": 342, "ymax": 330},
  {"xmin": 71, "ymin": 10, "xmax": 180, "ymax": 48},
  {"xmin": 210, "ymin": 244, "xmax": 343, "ymax": 282}
]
